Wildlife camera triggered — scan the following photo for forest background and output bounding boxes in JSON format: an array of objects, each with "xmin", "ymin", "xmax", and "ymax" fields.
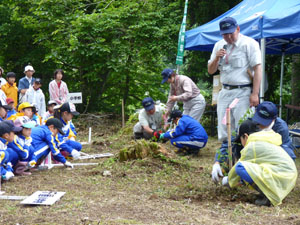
[{"xmin": 0, "ymin": 0, "xmax": 299, "ymax": 121}]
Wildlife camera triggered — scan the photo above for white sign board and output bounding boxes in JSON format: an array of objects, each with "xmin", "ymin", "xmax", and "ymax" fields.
[
  {"xmin": 20, "ymin": 191, "xmax": 65, "ymax": 205},
  {"xmin": 68, "ymin": 92, "xmax": 82, "ymax": 104}
]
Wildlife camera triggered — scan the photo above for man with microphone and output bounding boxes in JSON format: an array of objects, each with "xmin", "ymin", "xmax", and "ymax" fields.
[{"xmin": 207, "ymin": 17, "xmax": 262, "ymax": 183}]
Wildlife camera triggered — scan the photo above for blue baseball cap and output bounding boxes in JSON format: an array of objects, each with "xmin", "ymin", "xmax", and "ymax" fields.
[
  {"xmin": 252, "ymin": 101, "xmax": 278, "ymax": 126},
  {"xmin": 142, "ymin": 97, "xmax": 155, "ymax": 111},
  {"xmin": 219, "ymin": 17, "xmax": 238, "ymax": 35},
  {"xmin": 161, "ymin": 68, "xmax": 174, "ymax": 84}
]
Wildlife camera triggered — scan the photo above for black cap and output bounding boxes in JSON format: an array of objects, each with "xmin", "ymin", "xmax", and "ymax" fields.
[
  {"xmin": 58, "ymin": 102, "xmax": 80, "ymax": 116},
  {"xmin": 0, "ymin": 101, "xmax": 12, "ymax": 110},
  {"xmin": 34, "ymin": 78, "xmax": 42, "ymax": 84},
  {"xmin": 235, "ymin": 119, "xmax": 259, "ymax": 142},
  {"xmin": 168, "ymin": 110, "xmax": 183, "ymax": 122},
  {"xmin": 46, "ymin": 118, "xmax": 65, "ymax": 135},
  {"xmin": 6, "ymin": 72, "xmax": 16, "ymax": 78},
  {"xmin": 0, "ymin": 120, "xmax": 22, "ymax": 136}
]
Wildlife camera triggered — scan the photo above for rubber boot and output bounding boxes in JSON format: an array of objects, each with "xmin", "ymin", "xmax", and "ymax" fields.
[
  {"xmin": 252, "ymin": 183, "xmax": 271, "ymax": 206},
  {"xmin": 14, "ymin": 161, "xmax": 32, "ymax": 176}
]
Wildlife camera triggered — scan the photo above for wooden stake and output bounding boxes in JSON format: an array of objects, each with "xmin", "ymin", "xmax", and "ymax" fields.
[
  {"xmin": 226, "ymin": 108, "xmax": 232, "ymax": 169},
  {"xmin": 122, "ymin": 99, "xmax": 125, "ymax": 127}
]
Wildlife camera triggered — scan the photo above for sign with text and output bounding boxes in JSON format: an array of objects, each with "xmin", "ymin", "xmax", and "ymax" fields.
[
  {"xmin": 68, "ymin": 92, "xmax": 82, "ymax": 104},
  {"xmin": 212, "ymin": 75, "xmax": 222, "ymax": 105},
  {"xmin": 20, "ymin": 191, "xmax": 65, "ymax": 205}
]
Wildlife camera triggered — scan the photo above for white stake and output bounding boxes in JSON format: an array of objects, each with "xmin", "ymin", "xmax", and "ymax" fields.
[{"xmin": 88, "ymin": 127, "xmax": 92, "ymax": 143}]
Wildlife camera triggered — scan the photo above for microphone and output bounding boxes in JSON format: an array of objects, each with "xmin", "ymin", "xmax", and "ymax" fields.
[{"xmin": 219, "ymin": 44, "xmax": 227, "ymax": 65}]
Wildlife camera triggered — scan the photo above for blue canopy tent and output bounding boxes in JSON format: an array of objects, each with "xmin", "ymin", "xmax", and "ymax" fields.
[{"xmin": 185, "ymin": 0, "xmax": 300, "ymax": 117}]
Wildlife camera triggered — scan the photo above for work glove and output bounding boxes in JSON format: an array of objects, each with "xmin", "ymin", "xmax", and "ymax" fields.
[
  {"xmin": 71, "ymin": 149, "xmax": 80, "ymax": 160},
  {"xmin": 159, "ymin": 133, "xmax": 165, "ymax": 140},
  {"xmin": 152, "ymin": 131, "xmax": 162, "ymax": 139},
  {"xmin": 222, "ymin": 176, "xmax": 229, "ymax": 187},
  {"xmin": 64, "ymin": 161, "xmax": 74, "ymax": 169},
  {"xmin": 212, "ymin": 163, "xmax": 223, "ymax": 183},
  {"xmin": 3, "ymin": 171, "xmax": 14, "ymax": 180}
]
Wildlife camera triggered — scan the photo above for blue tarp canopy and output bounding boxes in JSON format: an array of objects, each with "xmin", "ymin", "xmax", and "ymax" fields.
[{"xmin": 185, "ymin": 0, "xmax": 300, "ymax": 54}]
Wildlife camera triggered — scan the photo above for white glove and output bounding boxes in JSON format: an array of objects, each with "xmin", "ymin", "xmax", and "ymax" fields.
[
  {"xmin": 64, "ymin": 161, "xmax": 74, "ymax": 169},
  {"xmin": 3, "ymin": 171, "xmax": 14, "ymax": 180},
  {"xmin": 222, "ymin": 176, "xmax": 229, "ymax": 186},
  {"xmin": 212, "ymin": 163, "xmax": 223, "ymax": 183},
  {"xmin": 71, "ymin": 149, "xmax": 80, "ymax": 160}
]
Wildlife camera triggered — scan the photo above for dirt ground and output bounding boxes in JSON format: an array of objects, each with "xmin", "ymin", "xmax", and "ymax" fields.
[{"xmin": 0, "ymin": 114, "xmax": 300, "ymax": 225}]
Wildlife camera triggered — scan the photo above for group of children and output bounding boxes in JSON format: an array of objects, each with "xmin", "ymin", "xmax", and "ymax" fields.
[
  {"xmin": 0, "ymin": 65, "xmax": 70, "ymax": 123},
  {"xmin": 0, "ymin": 101, "xmax": 82, "ymax": 181}
]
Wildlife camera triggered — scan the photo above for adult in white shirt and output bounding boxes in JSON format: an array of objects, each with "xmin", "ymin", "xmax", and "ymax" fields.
[
  {"xmin": 133, "ymin": 97, "xmax": 165, "ymax": 140},
  {"xmin": 208, "ymin": 17, "xmax": 262, "ymax": 184}
]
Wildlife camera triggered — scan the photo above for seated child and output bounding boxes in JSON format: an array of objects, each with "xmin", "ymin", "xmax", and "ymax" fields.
[
  {"xmin": 0, "ymin": 121, "xmax": 22, "ymax": 180},
  {"xmin": 160, "ymin": 110, "xmax": 208, "ymax": 155},
  {"xmin": 31, "ymin": 118, "xmax": 73, "ymax": 168},
  {"xmin": 0, "ymin": 101, "xmax": 11, "ymax": 121},
  {"xmin": 6, "ymin": 98, "xmax": 17, "ymax": 119},
  {"xmin": 222, "ymin": 120, "xmax": 298, "ymax": 206},
  {"xmin": 8, "ymin": 102, "xmax": 41, "ymax": 126},
  {"xmin": 42, "ymin": 100, "xmax": 57, "ymax": 124},
  {"xmin": 53, "ymin": 102, "xmax": 82, "ymax": 159},
  {"xmin": 7, "ymin": 116, "xmax": 37, "ymax": 175}
]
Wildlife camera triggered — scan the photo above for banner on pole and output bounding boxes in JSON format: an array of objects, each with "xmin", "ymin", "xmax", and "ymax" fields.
[{"xmin": 176, "ymin": 0, "xmax": 188, "ymax": 65}]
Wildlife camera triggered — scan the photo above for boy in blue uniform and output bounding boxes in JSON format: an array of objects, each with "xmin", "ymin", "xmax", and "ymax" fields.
[
  {"xmin": 160, "ymin": 110, "xmax": 208, "ymax": 155},
  {"xmin": 31, "ymin": 118, "xmax": 73, "ymax": 168},
  {"xmin": 8, "ymin": 116, "xmax": 37, "ymax": 175},
  {"xmin": 53, "ymin": 102, "xmax": 82, "ymax": 159},
  {"xmin": 0, "ymin": 121, "xmax": 22, "ymax": 180}
]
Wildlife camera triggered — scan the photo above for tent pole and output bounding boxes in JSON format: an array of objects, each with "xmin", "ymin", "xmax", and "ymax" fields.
[
  {"xmin": 260, "ymin": 38, "xmax": 266, "ymax": 103},
  {"xmin": 279, "ymin": 52, "xmax": 285, "ymax": 118}
]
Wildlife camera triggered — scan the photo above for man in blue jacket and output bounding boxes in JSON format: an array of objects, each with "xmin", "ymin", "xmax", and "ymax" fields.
[
  {"xmin": 31, "ymin": 118, "xmax": 73, "ymax": 168},
  {"xmin": 160, "ymin": 110, "xmax": 208, "ymax": 155},
  {"xmin": 18, "ymin": 65, "xmax": 36, "ymax": 104}
]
